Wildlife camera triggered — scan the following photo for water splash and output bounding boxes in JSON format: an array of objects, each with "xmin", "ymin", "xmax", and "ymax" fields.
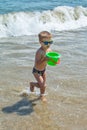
[{"xmin": 0, "ymin": 6, "xmax": 87, "ymax": 38}]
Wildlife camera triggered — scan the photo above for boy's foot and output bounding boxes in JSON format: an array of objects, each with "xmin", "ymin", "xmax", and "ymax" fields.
[
  {"xmin": 40, "ymin": 95, "xmax": 47, "ymax": 102},
  {"xmin": 30, "ymin": 82, "xmax": 34, "ymax": 92}
]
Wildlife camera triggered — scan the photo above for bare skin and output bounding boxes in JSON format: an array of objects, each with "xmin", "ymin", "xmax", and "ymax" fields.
[{"xmin": 30, "ymin": 37, "xmax": 52, "ymax": 102}]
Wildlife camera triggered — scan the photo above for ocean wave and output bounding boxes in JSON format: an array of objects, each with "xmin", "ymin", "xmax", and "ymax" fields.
[{"xmin": 0, "ymin": 6, "xmax": 87, "ymax": 38}]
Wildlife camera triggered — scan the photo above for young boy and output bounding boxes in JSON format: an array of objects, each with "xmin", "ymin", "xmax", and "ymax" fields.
[{"xmin": 30, "ymin": 31, "xmax": 53, "ymax": 102}]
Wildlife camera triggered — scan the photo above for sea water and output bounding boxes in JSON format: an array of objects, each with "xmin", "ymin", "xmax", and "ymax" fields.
[
  {"xmin": 0, "ymin": 0, "xmax": 87, "ymax": 130},
  {"xmin": 0, "ymin": 0, "xmax": 87, "ymax": 37}
]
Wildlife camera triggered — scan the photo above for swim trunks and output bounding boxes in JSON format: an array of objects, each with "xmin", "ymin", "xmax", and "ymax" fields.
[{"xmin": 32, "ymin": 67, "xmax": 45, "ymax": 76}]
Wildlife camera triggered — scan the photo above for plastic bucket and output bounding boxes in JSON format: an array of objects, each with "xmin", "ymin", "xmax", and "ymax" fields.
[{"xmin": 46, "ymin": 52, "xmax": 61, "ymax": 66}]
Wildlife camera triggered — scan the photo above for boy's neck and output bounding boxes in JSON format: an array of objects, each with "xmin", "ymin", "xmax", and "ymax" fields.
[{"xmin": 41, "ymin": 46, "xmax": 48, "ymax": 52}]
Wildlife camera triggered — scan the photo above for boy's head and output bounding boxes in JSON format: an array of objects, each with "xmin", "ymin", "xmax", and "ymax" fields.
[
  {"xmin": 38, "ymin": 31, "xmax": 52, "ymax": 42},
  {"xmin": 38, "ymin": 31, "xmax": 53, "ymax": 49}
]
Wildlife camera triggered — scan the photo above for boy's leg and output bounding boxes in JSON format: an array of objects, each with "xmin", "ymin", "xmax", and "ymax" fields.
[
  {"xmin": 42, "ymin": 71, "xmax": 46, "ymax": 87},
  {"xmin": 34, "ymin": 73, "xmax": 47, "ymax": 102},
  {"xmin": 40, "ymin": 72, "xmax": 47, "ymax": 102},
  {"xmin": 30, "ymin": 82, "xmax": 40, "ymax": 92},
  {"xmin": 34, "ymin": 73, "xmax": 46, "ymax": 94}
]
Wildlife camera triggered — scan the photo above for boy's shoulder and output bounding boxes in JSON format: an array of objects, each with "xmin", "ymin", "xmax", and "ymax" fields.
[
  {"xmin": 35, "ymin": 47, "xmax": 43, "ymax": 56},
  {"xmin": 36, "ymin": 47, "xmax": 42, "ymax": 53},
  {"xmin": 36, "ymin": 47, "xmax": 52, "ymax": 56}
]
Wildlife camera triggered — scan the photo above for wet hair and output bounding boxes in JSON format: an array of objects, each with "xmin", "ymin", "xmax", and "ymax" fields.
[{"xmin": 38, "ymin": 31, "xmax": 52, "ymax": 41}]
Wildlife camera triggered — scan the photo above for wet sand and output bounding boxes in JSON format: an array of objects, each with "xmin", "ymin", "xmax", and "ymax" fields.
[{"xmin": 0, "ymin": 69, "xmax": 87, "ymax": 130}]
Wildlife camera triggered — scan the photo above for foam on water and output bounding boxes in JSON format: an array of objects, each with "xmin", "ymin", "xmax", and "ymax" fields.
[
  {"xmin": 19, "ymin": 87, "xmax": 48, "ymax": 97},
  {"xmin": 0, "ymin": 6, "xmax": 87, "ymax": 38}
]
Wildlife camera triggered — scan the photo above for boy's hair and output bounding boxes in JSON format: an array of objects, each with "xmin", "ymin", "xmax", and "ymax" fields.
[{"xmin": 38, "ymin": 31, "xmax": 52, "ymax": 41}]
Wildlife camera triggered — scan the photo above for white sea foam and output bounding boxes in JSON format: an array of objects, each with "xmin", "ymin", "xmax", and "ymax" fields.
[
  {"xmin": 19, "ymin": 87, "xmax": 48, "ymax": 96},
  {"xmin": 0, "ymin": 6, "xmax": 87, "ymax": 38}
]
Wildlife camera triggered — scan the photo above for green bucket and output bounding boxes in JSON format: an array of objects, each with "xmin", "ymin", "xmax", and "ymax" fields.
[{"xmin": 46, "ymin": 52, "xmax": 61, "ymax": 66}]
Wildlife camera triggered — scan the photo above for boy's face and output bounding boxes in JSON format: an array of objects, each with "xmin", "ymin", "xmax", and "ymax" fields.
[{"xmin": 40, "ymin": 37, "xmax": 53, "ymax": 49}]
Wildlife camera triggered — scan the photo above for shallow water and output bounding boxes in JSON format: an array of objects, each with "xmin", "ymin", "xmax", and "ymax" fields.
[{"xmin": 0, "ymin": 28, "xmax": 87, "ymax": 130}]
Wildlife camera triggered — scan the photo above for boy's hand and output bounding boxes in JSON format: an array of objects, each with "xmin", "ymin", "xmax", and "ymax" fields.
[
  {"xmin": 46, "ymin": 56, "xmax": 58, "ymax": 64},
  {"xmin": 45, "ymin": 56, "xmax": 55, "ymax": 62},
  {"xmin": 45, "ymin": 56, "xmax": 50, "ymax": 61}
]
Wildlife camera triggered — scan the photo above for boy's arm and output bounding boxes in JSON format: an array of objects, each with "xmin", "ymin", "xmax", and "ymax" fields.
[
  {"xmin": 35, "ymin": 51, "xmax": 48, "ymax": 64},
  {"xmin": 35, "ymin": 49, "xmax": 52, "ymax": 64}
]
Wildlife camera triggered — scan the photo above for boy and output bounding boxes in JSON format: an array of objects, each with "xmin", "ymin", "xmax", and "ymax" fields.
[{"xmin": 30, "ymin": 31, "xmax": 53, "ymax": 102}]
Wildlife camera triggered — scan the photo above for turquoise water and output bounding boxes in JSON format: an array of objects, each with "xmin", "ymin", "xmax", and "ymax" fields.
[{"xmin": 0, "ymin": 0, "xmax": 87, "ymax": 14}]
